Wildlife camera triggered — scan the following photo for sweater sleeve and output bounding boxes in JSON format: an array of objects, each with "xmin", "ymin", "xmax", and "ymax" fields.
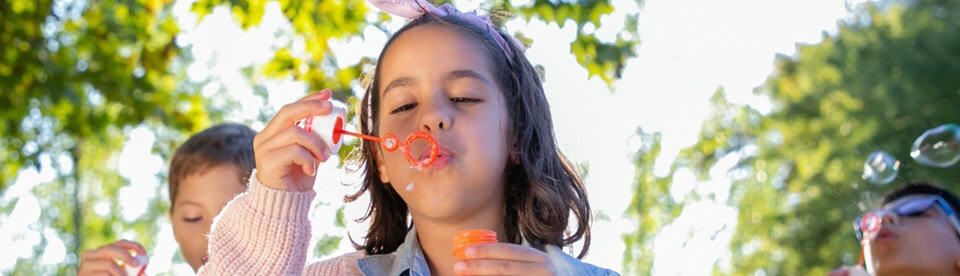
[{"xmin": 197, "ymin": 169, "xmax": 317, "ymax": 275}]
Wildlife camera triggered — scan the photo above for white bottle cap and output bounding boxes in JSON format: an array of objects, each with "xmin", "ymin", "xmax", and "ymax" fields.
[{"xmin": 295, "ymin": 99, "xmax": 348, "ymax": 153}]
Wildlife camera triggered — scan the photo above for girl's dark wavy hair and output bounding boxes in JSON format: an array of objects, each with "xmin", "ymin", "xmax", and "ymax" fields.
[{"xmin": 345, "ymin": 12, "xmax": 593, "ymax": 259}]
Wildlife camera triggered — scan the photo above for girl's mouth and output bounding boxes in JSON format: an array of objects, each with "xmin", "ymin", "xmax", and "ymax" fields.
[
  {"xmin": 874, "ymin": 228, "xmax": 896, "ymax": 241},
  {"xmin": 418, "ymin": 145, "xmax": 453, "ymax": 169}
]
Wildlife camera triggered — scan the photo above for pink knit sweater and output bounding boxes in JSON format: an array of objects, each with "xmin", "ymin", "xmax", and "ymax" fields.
[{"xmin": 197, "ymin": 171, "xmax": 365, "ymax": 275}]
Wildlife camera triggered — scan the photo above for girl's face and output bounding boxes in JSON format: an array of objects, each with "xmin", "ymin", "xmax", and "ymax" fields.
[
  {"xmin": 868, "ymin": 195, "xmax": 960, "ymax": 274},
  {"xmin": 375, "ymin": 23, "xmax": 511, "ymax": 222}
]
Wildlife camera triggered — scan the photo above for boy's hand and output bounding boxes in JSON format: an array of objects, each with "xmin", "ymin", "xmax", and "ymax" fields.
[
  {"xmin": 77, "ymin": 240, "xmax": 147, "ymax": 276},
  {"xmin": 454, "ymin": 243, "xmax": 556, "ymax": 276},
  {"xmin": 254, "ymin": 89, "xmax": 335, "ymax": 192}
]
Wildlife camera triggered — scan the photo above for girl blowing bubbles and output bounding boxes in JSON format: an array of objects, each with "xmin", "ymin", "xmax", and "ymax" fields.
[{"xmin": 198, "ymin": 0, "xmax": 617, "ymax": 275}]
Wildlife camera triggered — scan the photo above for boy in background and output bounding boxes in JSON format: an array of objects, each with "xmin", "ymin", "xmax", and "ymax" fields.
[{"xmin": 77, "ymin": 123, "xmax": 256, "ymax": 275}]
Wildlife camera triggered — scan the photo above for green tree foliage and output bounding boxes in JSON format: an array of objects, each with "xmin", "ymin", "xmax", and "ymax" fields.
[
  {"xmin": 509, "ymin": 0, "xmax": 639, "ymax": 85},
  {"xmin": 622, "ymin": 129, "xmax": 680, "ymax": 275},
  {"xmin": 1, "ymin": 0, "xmax": 205, "ymax": 274},
  {"xmin": 1, "ymin": 0, "xmax": 641, "ymax": 274},
  {"xmin": 628, "ymin": 0, "xmax": 960, "ymax": 274}
]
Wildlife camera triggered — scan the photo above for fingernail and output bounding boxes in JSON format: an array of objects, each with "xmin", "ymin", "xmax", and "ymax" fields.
[
  {"xmin": 465, "ymin": 247, "xmax": 476, "ymax": 258},
  {"xmin": 455, "ymin": 261, "xmax": 466, "ymax": 272},
  {"xmin": 323, "ymin": 149, "xmax": 331, "ymax": 161},
  {"xmin": 310, "ymin": 89, "xmax": 331, "ymax": 99}
]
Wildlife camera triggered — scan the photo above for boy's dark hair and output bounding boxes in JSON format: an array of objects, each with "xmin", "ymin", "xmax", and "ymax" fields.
[
  {"xmin": 168, "ymin": 123, "xmax": 256, "ymax": 212},
  {"xmin": 881, "ymin": 181, "xmax": 960, "ymax": 213},
  {"xmin": 346, "ymin": 13, "xmax": 593, "ymax": 258}
]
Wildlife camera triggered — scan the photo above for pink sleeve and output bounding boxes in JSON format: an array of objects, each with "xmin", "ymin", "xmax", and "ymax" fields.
[{"xmin": 197, "ymin": 170, "xmax": 317, "ymax": 275}]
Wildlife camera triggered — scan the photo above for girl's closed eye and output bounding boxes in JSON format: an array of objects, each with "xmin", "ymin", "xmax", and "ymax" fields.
[
  {"xmin": 451, "ymin": 97, "xmax": 482, "ymax": 104},
  {"xmin": 390, "ymin": 97, "xmax": 483, "ymax": 114},
  {"xmin": 391, "ymin": 102, "xmax": 418, "ymax": 114},
  {"xmin": 184, "ymin": 216, "xmax": 203, "ymax": 223}
]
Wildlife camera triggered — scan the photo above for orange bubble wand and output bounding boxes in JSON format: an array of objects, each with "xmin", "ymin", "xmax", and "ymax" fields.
[{"xmin": 330, "ymin": 117, "xmax": 440, "ymax": 168}]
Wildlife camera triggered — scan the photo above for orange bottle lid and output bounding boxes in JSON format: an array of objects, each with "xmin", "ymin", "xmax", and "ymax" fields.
[{"xmin": 453, "ymin": 229, "xmax": 497, "ymax": 260}]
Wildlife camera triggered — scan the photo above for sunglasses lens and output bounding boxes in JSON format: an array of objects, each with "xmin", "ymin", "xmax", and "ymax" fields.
[{"xmin": 897, "ymin": 197, "xmax": 937, "ymax": 217}]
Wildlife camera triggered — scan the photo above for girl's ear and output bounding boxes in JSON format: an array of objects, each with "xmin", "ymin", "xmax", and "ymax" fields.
[{"xmin": 373, "ymin": 145, "xmax": 391, "ymax": 184}]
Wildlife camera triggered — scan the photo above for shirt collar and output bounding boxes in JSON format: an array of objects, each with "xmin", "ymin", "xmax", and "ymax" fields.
[
  {"xmin": 357, "ymin": 226, "xmax": 431, "ymax": 276},
  {"xmin": 355, "ymin": 227, "xmax": 602, "ymax": 276}
]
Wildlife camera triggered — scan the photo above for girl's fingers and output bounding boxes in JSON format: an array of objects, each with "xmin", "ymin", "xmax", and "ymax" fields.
[
  {"xmin": 461, "ymin": 243, "xmax": 549, "ymax": 263},
  {"xmin": 262, "ymin": 144, "xmax": 319, "ymax": 177},
  {"xmin": 303, "ymin": 88, "xmax": 332, "ymax": 101},
  {"xmin": 254, "ymin": 90, "xmax": 333, "ymax": 148},
  {"xmin": 78, "ymin": 258, "xmax": 125, "ymax": 276},
  {"xmin": 112, "ymin": 240, "xmax": 147, "ymax": 256},
  {"xmin": 256, "ymin": 126, "xmax": 330, "ymax": 163},
  {"xmin": 454, "ymin": 259, "xmax": 554, "ymax": 276}
]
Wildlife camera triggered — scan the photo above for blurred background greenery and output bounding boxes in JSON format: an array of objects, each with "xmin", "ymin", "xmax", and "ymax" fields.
[{"xmin": 1, "ymin": 0, "xmax": 958, "ymax": 275}]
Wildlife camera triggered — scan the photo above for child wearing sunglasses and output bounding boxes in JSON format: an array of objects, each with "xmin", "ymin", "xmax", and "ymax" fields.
[{"xmin": 833, "ymin": 182, "xmax": 960, "ymax": 276}]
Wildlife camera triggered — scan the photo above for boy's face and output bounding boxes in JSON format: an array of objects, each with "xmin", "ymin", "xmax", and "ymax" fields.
[
  {"xmin": 169, "ymin": 164, "xmax": 246, "ymax": 271},
  {"xmin": 867, "ymin": 194, "xmax": 960, "ymax": 275}
]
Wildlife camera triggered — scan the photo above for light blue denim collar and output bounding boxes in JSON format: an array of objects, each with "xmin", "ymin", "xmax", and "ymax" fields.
[{"xmin": 356, "ymin": 226, "xmax": 430, "ymax": 276}]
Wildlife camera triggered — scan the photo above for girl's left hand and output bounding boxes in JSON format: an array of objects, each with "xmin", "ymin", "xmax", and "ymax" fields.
[{"xmin": 454, "ymin": 243, "xmax": 556, "ymax": 275}]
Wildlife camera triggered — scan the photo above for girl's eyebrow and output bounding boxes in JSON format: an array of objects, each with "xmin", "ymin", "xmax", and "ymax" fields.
[
  {"xmin": 383, "ymin": 76, "xmax": 415, "ymax": 97},
  {"xmin": 444, "ymin": 69, "xmax": 491, "ymax": 85}
]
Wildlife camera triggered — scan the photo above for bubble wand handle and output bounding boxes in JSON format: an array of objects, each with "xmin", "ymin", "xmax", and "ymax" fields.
[{"xmin": 336, "ymin": 128, "xmax": 383, "ymax": 144}]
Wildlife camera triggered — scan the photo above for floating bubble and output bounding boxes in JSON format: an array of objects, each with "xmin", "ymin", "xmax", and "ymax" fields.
[
  {"xmin": 910, "ymin": 124, "xmax": 960, "ymax": 168},
  {"xmin": 862, "ymin": 150, "xmax": 900, "ymax": 185},
  {"xmin": 405, "ymin": 182, "xmax": 415, "ymax": 192}
]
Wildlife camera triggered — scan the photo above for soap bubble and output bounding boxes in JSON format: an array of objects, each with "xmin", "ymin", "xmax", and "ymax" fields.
[
  {"xmin": 862, "ymin": 151, "xmax": 900, "ymax": 185},
  {"xmin": 910, "ymin": 124, "xmax": 960, "ymax": 168}
]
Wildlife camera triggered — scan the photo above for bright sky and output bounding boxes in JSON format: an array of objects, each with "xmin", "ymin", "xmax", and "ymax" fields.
[{"xmin": 0, "ymin": 0, "xmax": 865, "ymax": 274}]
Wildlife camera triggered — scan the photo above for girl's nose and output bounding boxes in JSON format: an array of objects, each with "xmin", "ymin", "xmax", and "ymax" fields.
[{"xmin": 419, "ymin": 97, "xmax": 452, "ymax": 132}]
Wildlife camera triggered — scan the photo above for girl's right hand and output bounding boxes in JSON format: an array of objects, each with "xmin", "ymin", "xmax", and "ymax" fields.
[
  {"xmin": 253, "ymin": 89, "xmax": 335, "ymax": 192},
  {"xmin": 77, "ymin": 240, "xmax": 147, "ymax": 276}
]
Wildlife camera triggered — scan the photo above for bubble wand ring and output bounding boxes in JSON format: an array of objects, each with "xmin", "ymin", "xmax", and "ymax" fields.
[
  {"xmin": 401, "ymin": 131, "xmax": 439, "ymax": 168},
  {"xmin": 860, "ymin": 212, "xmax": 882, "ymax": 239},
  {"xmin": 855, "ymin": 212, "xmax": 882, "ymax": 269}
]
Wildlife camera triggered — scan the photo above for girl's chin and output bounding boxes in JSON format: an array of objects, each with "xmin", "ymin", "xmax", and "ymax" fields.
[{"xmin": 411, "ymin": 201, "xmax": 484, "ymax": 219}]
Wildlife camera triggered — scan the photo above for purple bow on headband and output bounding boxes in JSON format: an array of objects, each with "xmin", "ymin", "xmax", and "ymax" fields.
[{"xmin": 368, "ymin": 0, "xmax": 523, "ymax": 62}]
